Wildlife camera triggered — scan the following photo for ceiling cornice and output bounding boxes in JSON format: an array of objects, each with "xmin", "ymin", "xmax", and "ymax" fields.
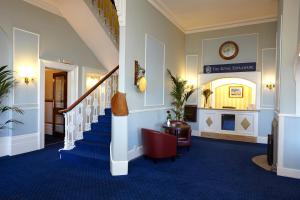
[
  {"xmin": 23, "ymin": 0, "xmax": 62, "ymax": 17},
  {"xmin": 147, "ymin": 0, "xmax": 277, "ymax": 35},
  {"xmin": 147, "ymin": 0, "xmax": 185, "ymax": 32},
  {"xmin": 185, "ymin": 16, "xmax": 278, "ymax": 34}
]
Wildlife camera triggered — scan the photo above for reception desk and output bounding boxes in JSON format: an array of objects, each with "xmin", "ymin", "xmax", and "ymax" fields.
[{"xmin": 199, "ymin": 108, "xmax": 259, "ymax": 137}]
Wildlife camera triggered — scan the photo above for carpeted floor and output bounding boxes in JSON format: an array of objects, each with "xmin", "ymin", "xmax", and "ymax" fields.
[{"xmin": 1, "ymin": 137, "xmax": 300, "ymax": 200}]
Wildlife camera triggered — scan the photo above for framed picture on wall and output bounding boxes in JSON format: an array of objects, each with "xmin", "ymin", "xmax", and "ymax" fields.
[{"xmin": 229, "ymin": 86, "xmax": 243, "ymax": 98}]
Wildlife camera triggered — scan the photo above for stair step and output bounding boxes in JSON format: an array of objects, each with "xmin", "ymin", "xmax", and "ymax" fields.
[
  {"xmin": 60, "ymin": 148, "xmax": 109, "ymax": 164},
  {"xmin": 104, "ymin": 108, "xmax": 112, "ymax": 115},
  {"xmin": 83, "ymin": 132, "xmax": 111, "ymax": 143},
  {"xmin": 75, "ymin": 140, "xmax": 110, "ymax": 152}
]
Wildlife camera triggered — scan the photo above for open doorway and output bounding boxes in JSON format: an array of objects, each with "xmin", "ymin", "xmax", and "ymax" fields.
[{"xmin": 44, "ymin": 68, "xmax": 67, "ymax": 146}]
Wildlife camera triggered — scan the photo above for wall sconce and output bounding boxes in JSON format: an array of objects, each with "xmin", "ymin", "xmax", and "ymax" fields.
[
  {"xmin": 19, "ymin": 66, "xmax": 35, "ymax": 85},
  {"xmin": 86, "ymin": 76, "xmax": 99, "ymax": 89},
  {"xmin": 266, "ymin": 83, "xmax": 275, "ymax": 90},
  {"xmin": 134, "ymin": 60, "xmax": 147, "ymax": 93}
]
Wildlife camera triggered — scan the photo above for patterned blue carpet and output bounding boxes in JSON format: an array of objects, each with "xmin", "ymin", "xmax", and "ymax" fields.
[{"xmin": 1, "ymin": 137, "xmax": 300, "ymax": 200}]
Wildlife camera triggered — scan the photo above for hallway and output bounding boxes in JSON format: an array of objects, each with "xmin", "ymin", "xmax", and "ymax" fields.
[{"xmin": 1, "ymin": 137, "xmax": 300, "ymax": 200}]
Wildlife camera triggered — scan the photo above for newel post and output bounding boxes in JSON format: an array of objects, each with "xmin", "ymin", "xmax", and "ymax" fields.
[{"xmin": 110, "ymin": 0, "xmax": 129, "ymax": 176}]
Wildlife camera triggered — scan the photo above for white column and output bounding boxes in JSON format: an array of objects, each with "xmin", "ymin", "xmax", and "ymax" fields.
[{"xmin": 111, "ymin": 0, "xmax": 128, "ymax": 176}]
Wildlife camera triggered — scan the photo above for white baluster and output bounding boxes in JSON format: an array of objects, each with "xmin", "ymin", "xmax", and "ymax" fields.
[
  {"xmin": 76, "ymin": 103, "xmax": 84, "ymax": 140},
  {"xmin": 105, "ymin": 78, "xmax": 112, "ymax": 108},
  {"xmin": 100, "ymin": 81, "xmax": 106, "ymax": 115},
  {"xmin": 85, "ymin": 96, "xmax": 92, "ymax": 131},
  {"xmin": 92, "ymin": 90, "xmax": 99, "ymax": 123}
]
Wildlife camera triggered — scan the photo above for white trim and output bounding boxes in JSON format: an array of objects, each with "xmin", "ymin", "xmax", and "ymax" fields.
[
  {"xmin": 201, "ymin": 33, "xmax": 258, "ymax": 42},
  {"xmin": 277, "ymin": 113, "xmax": 300, "ymax": 118},
  {"xmin": 144, "ymin": 34, "xmax": 166, "ymax": 107},
  {"xmin": 115, "ymin": 0, "xmax": 126, "ymax": 27},
  {"xmin": 261, "ymin": 48, "xmax": 276, "ymax": 109},
  {"xmin": 257, "ymin": 136, "xmax": 268, "ymax": 144},
  {"xmin": 12, "ymin": 28, "xmax": 40, "ymax": 106},
  {"xmin": 147, "ymin": 0, "xmax": 185, "ymax": 32},
  {"xmin": 191, "ymin": 130, "xmax": 201, "ymax": 137},
  {"xmin": 277, "ymin": 166, "xmax": 300, "ymax": 179},
  {"xmin": 10, "ymin": 132, "xmax": 39, "ymax": 156},
  {"xmin": 128, "ymin": 145, "xmax": 143, "ymax": 161},
  {"xmin": 39, "ymin": 59, "xmax": 79, "ymax": 149},
  {"xmin": 277, "ymin": 115, "xmax": 284, "ymax": 168},
  {"xmin": 129, "ymin": 107, "xmax": 172, "ymax": 114},
  {"xmin": 260, "ymin": 107, "xmax": 275, "ymax": 110},
  {"xmin": 0, "ymin": 136, "xmax": 10, "ymax": 157},
  {"xmin": 186, "ymin": 17, "xmax": 277, "ymax": 34},
  {"xmin": 186, "ymin": 55, "xmax": 199, "ymax": 105},
  {"xmin": 110, "ymin": 144, "xmax": 128, "ymax": 176}
]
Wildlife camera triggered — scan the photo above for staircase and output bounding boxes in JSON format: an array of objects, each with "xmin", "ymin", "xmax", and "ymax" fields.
[
  {"xmin": 60, "ymin": 108, "xmax": 112, "ymax": 164},
  {"xmin": 59, "ymin": 66, "xmax": 119, "ymax": 165}
]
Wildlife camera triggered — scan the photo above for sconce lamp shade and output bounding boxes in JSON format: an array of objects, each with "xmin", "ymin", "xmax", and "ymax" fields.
[{"xmin": 137, "ymin": 77, "xmax": 147, "ymax": 92}]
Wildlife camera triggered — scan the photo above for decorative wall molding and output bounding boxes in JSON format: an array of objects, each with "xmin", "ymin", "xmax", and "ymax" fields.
[
  {"xmin": 186, "ymin": 16, "xmax": 277, "ymax": 34},
  {"xmin": 147, "ymin": 0, "xmax": 276, "ymax": 34},
  {"xmin": 128, "ymin": 145, "xmax": 143, "ymax": 161},
  {"xmin": 147, "ymin": 0, "xmax": 184, "ymax": 32},
  {"xmin": 129, "ymin": 107, "xmax": 172, "ymax": 114},
  {"xmin": 115, "ymin": 0, "xmax": 126, "ymax": 27},
  {"xmin": 10, "ymin": 132, "xmax": 39, "ymax": 156}
]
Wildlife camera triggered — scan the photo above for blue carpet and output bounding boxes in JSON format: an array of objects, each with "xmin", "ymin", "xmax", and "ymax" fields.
[
  {"xmin": 1, "ymin": 137, "xmax": 300, "ymax": 200},
  {"xmin": 59, "ymin": 108, "xmax": 112, "ymax": 164}
]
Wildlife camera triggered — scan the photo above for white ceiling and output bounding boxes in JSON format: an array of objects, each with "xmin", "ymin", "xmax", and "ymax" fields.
[{"xmin": 148, "ymin": 0, "xmax": 278, "ymax": 33}]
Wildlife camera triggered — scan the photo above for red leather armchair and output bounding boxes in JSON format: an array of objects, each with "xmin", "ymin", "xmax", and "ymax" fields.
[
  {"xmin": 170, "ymin": 120, "xmax": 192, "ymax": 149},
  {"xmin": 142, "ymin": 128, "xmax": 177, "ymax": 161}
]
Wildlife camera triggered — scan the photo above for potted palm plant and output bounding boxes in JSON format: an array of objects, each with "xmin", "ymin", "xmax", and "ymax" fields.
[
  {"xmin": 167, "ymin": 69, "xmax": 195, "ymax": 121},
  {"xmin": 0, "ymin": 65, "xmax": 23, "ymax": 130}
]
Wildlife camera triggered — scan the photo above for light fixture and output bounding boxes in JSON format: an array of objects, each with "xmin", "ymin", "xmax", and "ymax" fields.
[
  {"xmin": 266, "ymin": 83, "xmax": 275, "ymax": 90},
  {"xmin": 19, "ymin": 66, "xmax": 35, "ymax": 85}
]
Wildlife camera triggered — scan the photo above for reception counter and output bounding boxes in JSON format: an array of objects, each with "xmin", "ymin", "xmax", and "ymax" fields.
[{"xmin": 199, "ymin": 108, "xmax": 259, "ymax": 137}]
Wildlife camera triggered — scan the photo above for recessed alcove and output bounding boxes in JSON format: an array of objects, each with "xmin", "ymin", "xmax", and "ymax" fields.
[{"xmin": 201, "ymin": 78, "xmax": 256, "ymax": 110}]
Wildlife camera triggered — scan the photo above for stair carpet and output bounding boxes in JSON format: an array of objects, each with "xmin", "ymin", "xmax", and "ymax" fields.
[{"xmin": 60, "ymin": 109, "xmax": 112, "ymax": 165}]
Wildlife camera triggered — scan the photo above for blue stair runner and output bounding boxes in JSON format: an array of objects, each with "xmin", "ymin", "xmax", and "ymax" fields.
[{"xmin": 59, "ymin": 108, "xmax": 112, "ymax": 164}]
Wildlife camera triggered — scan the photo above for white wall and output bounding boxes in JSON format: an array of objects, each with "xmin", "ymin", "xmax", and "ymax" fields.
[
  {"xmin": 0, "ymin": 0, "xmax": 105, "ymax": 156},
  {"xmin": 185, "ymin": 22, "xmax": 277, "ymax": 139},
  {"xmin": 124, "ymin": 0, "xmax": 185, "ymax": 151}
]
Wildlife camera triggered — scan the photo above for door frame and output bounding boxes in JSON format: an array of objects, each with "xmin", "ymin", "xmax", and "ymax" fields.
[{"xmin": 39, "ymin": 59, "xmax": 79, "ymax": 149}]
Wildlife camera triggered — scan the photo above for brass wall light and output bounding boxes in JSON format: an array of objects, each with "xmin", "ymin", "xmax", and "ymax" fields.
[
  {"xmin": 19, "ymin": 66, "xmax": 35, "ymax": 85},
  {"xmin": 266, "ymin": 83, "xmax": 275, "ymax": 90},
  {"xmin": 134, "ymin": 60, "xmax": 147, "ymax": 93}
]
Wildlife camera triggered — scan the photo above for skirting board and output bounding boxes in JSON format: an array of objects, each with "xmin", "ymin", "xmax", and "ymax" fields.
[
  {"xmin": 10, "ymin": 133, "xmax": 39, "ymax": 156},
  {"xmin": 201, "ymin": 132, "xmax": 257, "ymax": 143},
  {"xmin": 110, "ymin": 144, "xmax": 128, "ymax": 176},
  {"xmin": 0, "ymin": 136, "xmax": 10, "ymax": 157},
  {"xmin": 192, "ymin": 130, "xmax": 201, "ymax": 137},
  {"xmin": 277, "ymin": 166, "xmax": 300, "ymax": 179},
  {"xmin": 257, "ymin": 136, "xmax": 268, "ymax": 144},
  {"xmin": 128, "ymin": 145, "xmax": 143, "ymax": 161}
]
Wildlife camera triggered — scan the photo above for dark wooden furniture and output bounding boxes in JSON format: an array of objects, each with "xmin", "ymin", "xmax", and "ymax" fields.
[
  {"xmin": 162, "ymin": 121, "xmax": 192, "ymax": 150},
  {"xmin": 142, "ymin": 128, "xmax": 177, "ymax": 162},
  {"xmin": 184, "ymin": 105, "xmax": 197, "ymax": 122}
]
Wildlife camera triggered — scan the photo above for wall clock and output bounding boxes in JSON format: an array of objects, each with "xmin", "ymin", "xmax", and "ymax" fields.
[{"xmin": 219, "ymin": 41, "xmax": 239, "ymax": 60}]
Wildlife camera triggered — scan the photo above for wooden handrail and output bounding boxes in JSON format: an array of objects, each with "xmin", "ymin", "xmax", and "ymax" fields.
[{"xmin": 59, "ymin": 65, "xmax": 119, "ymax": 114}]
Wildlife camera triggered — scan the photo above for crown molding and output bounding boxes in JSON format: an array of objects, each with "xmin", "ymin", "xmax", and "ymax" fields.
[
  {"xmin": 185, "ymin": 16, "xmax": 278, "ymax": 34},
  {"xmin": 147, "ymin": 0, "xmax": 185, "ymax": 32},
  {"xmin": 147, "ymin": 0, "xmax": 277, "ymax": 34},
  {"xmin": 23, "ymin": 0, "xmax": 62, "ymax": 17}
]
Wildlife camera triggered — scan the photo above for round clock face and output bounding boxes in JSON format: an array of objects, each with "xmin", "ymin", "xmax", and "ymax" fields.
[{"xmin": 219, "ymin": 41, "xmax": 239, "ymax": 60}]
